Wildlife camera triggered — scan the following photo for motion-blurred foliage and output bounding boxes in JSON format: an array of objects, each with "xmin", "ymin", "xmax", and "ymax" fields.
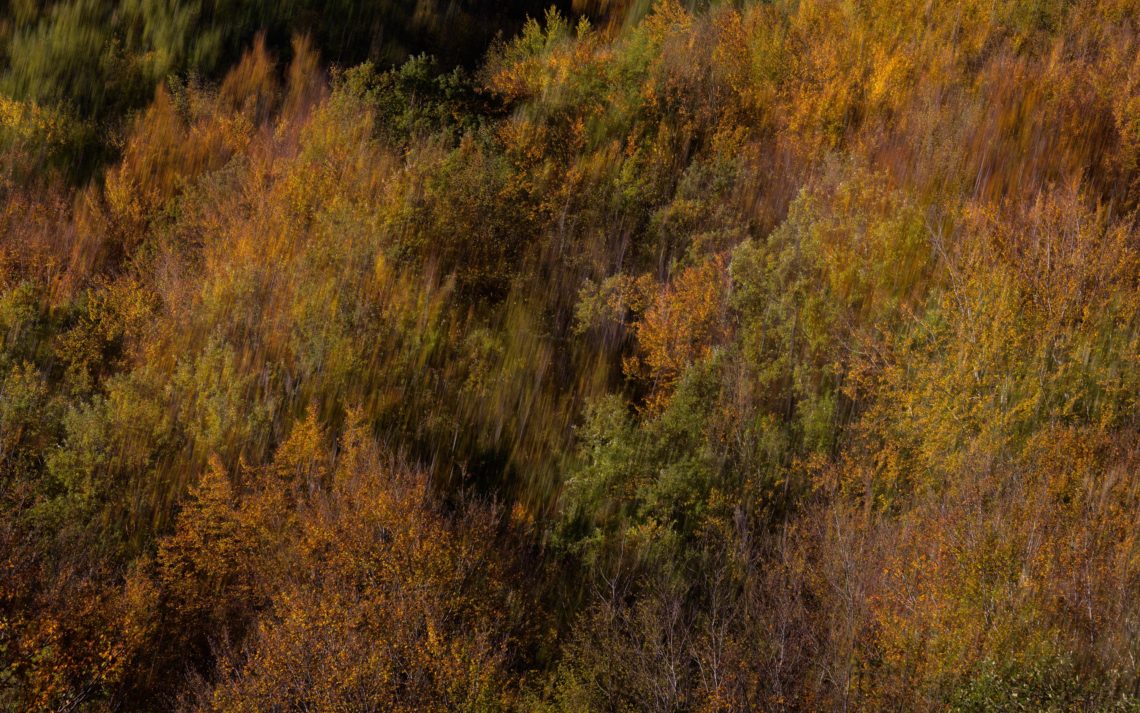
[{"xmin": 1, "ymin": 0, "xmax": 1138, "ymax": 710}]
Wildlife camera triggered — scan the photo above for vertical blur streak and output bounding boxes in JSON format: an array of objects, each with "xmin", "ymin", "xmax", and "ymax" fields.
[{"xmin": 0, "ymin": 0, "xmax": 1137, "ymax": 710}]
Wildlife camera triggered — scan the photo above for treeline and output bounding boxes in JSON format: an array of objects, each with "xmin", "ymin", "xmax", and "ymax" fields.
[
  {"xmin": 1, "ymin": 0, "xmax": 1139, "ymax": 710},
  {"xmin": 0, "ymin": 0, "xmax": 569, "ymax": 181}
]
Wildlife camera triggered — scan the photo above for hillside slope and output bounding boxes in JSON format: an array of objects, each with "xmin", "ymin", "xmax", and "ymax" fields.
[{"xmin": 1, "ymin": 1, "xmax": 1138, "ymax": 710}]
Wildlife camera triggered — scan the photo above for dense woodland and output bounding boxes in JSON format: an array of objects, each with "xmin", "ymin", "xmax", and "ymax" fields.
[{"xmin": 1, "ymin": 0, "xmax": 1138, "ymax": 710}]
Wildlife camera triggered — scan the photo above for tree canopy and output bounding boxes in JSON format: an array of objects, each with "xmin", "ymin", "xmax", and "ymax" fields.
[{"xmin": 1, "ymin": 0, "xmax": 1138, "ymax": 710}]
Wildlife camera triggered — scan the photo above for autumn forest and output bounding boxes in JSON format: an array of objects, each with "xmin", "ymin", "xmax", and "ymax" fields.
[{"xmin": 1, "ymin": 0, "xmax": 1138, "ymax": 710}]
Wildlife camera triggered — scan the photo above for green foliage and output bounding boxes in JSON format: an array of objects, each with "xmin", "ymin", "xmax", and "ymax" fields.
[
  {"xmin": 949, "ymin": 657, "xmax": 1140, "ymax": 713},
  {"xmin": 337, "ymin": 56, "xmax": 485, "ymax": 148}
]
